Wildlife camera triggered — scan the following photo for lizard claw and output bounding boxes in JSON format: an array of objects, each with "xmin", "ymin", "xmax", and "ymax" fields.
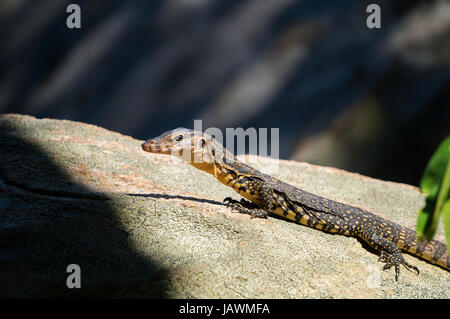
[
  {"xmin": 223, "ymin": 197, "xmax": 233, "ymax": 204},
  {"xmin": 378, "ymin": 250, "xmax": 419, "ymax": 281},
  {"xmin": 223, "ymin": 197, "xmax": 239, "ymax": 207},
  {"xmin": 222, "ymin": 197, "xmax": 268, "ymax": 219},
  {"xmin": 223, "ymin": 197, "xmax": 241, "ymax": 212}
]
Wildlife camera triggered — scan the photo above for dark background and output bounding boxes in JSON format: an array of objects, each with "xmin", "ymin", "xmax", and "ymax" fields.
[{"xmin": 1, "ymin": 0, "xmax": 449, "ymax": 185}]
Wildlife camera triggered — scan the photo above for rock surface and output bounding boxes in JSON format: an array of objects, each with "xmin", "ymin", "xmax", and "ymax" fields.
[{"xmin": 0, "ymin": 114, "xmax": 449, "ymax": 298}]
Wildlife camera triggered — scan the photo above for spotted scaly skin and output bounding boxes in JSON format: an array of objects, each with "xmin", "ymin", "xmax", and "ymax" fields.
[{"xmin": 142, "ymin": 128, "xmax": 450, "ymax": 281}]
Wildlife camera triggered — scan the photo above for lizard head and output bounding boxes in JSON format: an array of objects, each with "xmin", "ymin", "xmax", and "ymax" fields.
[
  {"xmin": 141, "ymin": 128, "xmax": 233, "ymax": 166},
  {"xmin": 141, "ymin": 128, "xmax": 194, "ymax": 156}
]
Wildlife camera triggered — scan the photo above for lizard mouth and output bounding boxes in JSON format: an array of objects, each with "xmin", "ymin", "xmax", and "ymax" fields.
[{"xmin": 141, "ymin": 140, "xmax": 171, "ymax": 154}]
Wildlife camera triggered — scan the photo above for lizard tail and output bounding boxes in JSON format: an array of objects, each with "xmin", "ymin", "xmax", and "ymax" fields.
[{"xmin": 398, "ymin": 228, "xmax": 450, "ymax": 271}]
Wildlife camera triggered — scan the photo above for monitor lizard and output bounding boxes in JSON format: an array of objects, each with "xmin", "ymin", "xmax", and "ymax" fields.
[{"xmin": 141, "ymin": 128, "xmax": 450, "ymax": 280}]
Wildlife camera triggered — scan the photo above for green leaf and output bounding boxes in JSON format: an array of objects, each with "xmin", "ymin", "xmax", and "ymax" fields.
[
  {"xmin": 417, "ymin": 136, "xmax": 450, "ymax": 241},
  {"xmin": 443, "ymin": 199, "xmax": 450, "ymax": 257}
]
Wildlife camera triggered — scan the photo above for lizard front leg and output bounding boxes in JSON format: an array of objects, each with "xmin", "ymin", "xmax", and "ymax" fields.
[
  {"xmin": 223, "ymin": 177, "xmax": 274, "ymax": 219},
  {"xmin": 223, "ymin": 197, "xmax": 268, "ymax": 218}
]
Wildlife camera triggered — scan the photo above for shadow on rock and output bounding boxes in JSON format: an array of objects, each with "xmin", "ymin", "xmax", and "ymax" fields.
[
  {"xmin": 0, "ymin": 122, "xmax": 170, "ymax": 298},
  {"xmin": 127, "ymin": 192, "xmax": 224, "ymax": 207}
]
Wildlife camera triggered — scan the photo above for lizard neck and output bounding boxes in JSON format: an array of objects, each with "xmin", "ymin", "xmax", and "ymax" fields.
[
  {"xmin": 190, "ymin": 161, "xmax": 234, "ymax": 184},
  {"xmin": 190, "ymin": 155, "xmax": 266, "ymax": 206},
  {"xmin": 190, "ymin": 161, "xmax": 216, "ymax": 176}
]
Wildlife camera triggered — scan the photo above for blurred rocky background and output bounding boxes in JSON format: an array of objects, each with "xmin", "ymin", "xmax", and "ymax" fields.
[{"xmin": 1, "ymin": 0, "xmax": 449, "ymax": 185}]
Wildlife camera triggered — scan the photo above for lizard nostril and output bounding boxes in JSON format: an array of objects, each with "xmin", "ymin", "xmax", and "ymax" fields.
[
  {"xmin": 150, "ymin": 140, "xmax": 155, "ymax": 144},
  {"xmin": 142, "ymin": 141, "xmax": 151, "ymax": 150}
]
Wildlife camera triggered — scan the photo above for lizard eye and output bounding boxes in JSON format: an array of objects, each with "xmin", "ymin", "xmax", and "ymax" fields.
[{"xmin": 174, "ymin": 135, "xmax": 183, "ymax": 142}]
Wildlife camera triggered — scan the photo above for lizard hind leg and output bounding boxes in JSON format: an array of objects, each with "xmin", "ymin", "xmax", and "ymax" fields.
[
  {"xmin": 378, "ymin": 250, "xmax": 420, "ymax": 281},
  {"xmin": 369, "ymin": 233, "xmax": 420, "ymax": 281},
  {"xmin": 223, "ymin": 197, "xmax": 268, "ymax": 218}
]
